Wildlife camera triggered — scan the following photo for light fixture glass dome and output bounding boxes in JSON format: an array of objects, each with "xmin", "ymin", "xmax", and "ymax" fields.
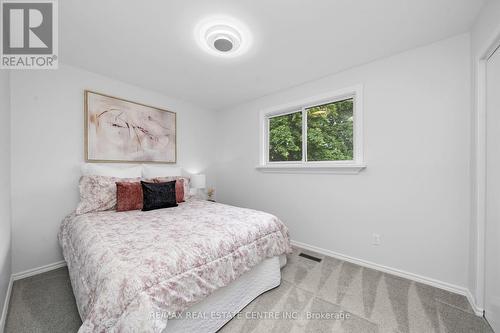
[{"xmin": 195, "ymin": 16, "xmax": 252, "ymax": 57}]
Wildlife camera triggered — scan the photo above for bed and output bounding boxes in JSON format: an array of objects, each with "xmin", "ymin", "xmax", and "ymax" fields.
[{"xmin": 58, "ymin": 198, "xmax": 291, "ymax": 332}]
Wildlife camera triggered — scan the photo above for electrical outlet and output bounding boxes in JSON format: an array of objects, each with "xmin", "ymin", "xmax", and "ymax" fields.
[{"xmin": 372, "ymin": 233, "xmax": 381, "ymax": 246}]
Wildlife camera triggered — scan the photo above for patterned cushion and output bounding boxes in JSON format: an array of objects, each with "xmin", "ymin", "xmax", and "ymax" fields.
[{"xmin": 76, "ymin": 175, "xmax": 139, "ymax": 215}]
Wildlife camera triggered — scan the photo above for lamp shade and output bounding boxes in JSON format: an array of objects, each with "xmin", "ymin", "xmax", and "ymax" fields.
[{"xmin": 191, "ymin": 174, "xmax": 206, "ymax": 189}]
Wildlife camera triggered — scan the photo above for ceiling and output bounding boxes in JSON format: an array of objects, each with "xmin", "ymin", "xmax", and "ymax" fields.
[{"xmin": 60, "ymin": 0, "xmax": 484, "ymax": 111}]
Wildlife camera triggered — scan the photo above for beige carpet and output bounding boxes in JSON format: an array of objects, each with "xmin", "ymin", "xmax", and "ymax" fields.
[
  {"xmin": 220, "ymin": 247, "xmax": 492, "ymax": 332},
  {"xmin": 5, "ymin": 246, "xmax": 493, "ymax": 332}
]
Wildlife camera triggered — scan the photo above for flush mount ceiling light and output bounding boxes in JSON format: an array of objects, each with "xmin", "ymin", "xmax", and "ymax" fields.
[{"xmin": 195, "ymin": 16, "xmax": 252, "ymax": 57}]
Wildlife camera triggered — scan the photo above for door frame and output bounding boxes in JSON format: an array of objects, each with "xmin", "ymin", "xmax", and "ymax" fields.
[{"xmin": 473, "ymin": 28, "xmax": 500, "ymax": 313}]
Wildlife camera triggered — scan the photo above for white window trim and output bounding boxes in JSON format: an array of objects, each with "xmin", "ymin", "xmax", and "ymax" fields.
[{"xmin": 257, "ymin": 85, "xmax": 366, "ymax": 174}]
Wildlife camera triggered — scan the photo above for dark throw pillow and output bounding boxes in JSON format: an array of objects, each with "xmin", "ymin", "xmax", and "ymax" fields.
[
  {"xmin": 150, "ymin": 177, "xmax": 185, "ymax": 203},
  {"xmin": 141, "ymin": 180, "xmax": 178, "ymax": 211}
]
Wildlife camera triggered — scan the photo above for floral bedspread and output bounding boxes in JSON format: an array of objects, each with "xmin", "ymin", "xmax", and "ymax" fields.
[{"xmin": 58, "ymin": 200, "xmax": 291, "ymax": 332}]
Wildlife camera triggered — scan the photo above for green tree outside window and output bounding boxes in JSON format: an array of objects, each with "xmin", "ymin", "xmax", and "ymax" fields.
[
  {"xmin": 269, "ymin": 111, "xmax": 302, "ymax": 161},
  {"xmin": 268, "ymin": 98, "xmax": 353, "ymax": 162}
]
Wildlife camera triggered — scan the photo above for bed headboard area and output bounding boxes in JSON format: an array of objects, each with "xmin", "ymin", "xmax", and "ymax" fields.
[{"xmin": 81, "ymin": 163, "xmax": 183, "ymax": 178}]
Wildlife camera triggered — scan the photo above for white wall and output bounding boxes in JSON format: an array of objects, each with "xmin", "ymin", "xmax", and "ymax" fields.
[
  {"xmin": 471, "ymin": 0, "xmax": 500, "ymax": 55},
  {"xmin": 215, "ymin": 34, "xmax": 472, "ymax": 288},
  {"xmin": 10, "ymin": 64, "xmax": 218, "ymax": 273},
  {"xmin": 469, "ymin": 0, "xmax": 500, "ymax": 307},
  {"xmin": 0, "ymin": 71, "xmax": 12, "ymax": 318}
]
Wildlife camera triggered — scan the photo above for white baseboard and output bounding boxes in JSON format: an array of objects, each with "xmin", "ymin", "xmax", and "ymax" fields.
[
  {"xmin": 0, "ymin": 261, "xmax": 67, "ymax": 332},
  {"xmin": 0, "ymin": 276, "xmax": 13, "ymax": 333},
  {"xmin": 464, "ymin": 289, "xmax": 484, "ymax": 317},
  {"xmin": 291, "ymin": 240, "xmax": 484, "ymax": 316},
  {"xmin": 11, "ymin": 261, "xmax": 67, "ymax": 281}
]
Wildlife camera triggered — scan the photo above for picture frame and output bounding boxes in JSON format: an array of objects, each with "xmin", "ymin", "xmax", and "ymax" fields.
[{"xmin": 84, "ymin": 90, "xmax": 177, "ymax": 163}]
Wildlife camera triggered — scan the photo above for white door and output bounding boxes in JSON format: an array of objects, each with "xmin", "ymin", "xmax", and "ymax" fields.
[{"xmin": 486, "ymin": 45, "xmax": 500, "ymax": 333}]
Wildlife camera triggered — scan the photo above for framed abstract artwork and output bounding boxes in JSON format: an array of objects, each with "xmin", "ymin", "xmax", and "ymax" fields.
[{"xmin": 85, "ymin": 90, "xmax": 177, "ymax": 163}]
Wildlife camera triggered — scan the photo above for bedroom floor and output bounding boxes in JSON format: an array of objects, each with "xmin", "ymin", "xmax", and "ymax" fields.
[{"xmin": 4, "ymin": 247, "xmax": 493, "ymax": 333}]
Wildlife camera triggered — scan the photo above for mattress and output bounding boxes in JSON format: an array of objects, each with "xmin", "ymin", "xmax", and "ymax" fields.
[{"xmin": 164, "ymin": 255, "xmax": 284, "ymax": 333}]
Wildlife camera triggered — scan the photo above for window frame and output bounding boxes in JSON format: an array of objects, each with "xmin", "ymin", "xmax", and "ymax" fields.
[{"xmin": 258, "ymin": 85, "xmax": 365, "ymax": 174}]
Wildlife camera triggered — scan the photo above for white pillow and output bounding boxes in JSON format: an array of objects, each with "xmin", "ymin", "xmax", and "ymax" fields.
[
  {"xmin": 81, "ymin": 164, "xmax": 142, "ymax": 178},
  {"xmin": 142, "ymin": 164, "xmax": 182, "ymax": 178}
]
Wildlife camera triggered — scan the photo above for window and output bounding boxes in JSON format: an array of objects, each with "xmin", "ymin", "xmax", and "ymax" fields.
[
  {"xmin": 269, "ymin": 111, "xmax": 302, "ymax": 162},
  {"xmin": 258, "ymin": 86, "xmax": 365, "ymax": 173}
]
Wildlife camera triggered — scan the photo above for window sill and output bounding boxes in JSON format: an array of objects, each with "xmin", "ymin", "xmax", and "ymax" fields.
[{"xmin": 255, "ymin": 163, "xmax": 366, "ymax": 174}]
